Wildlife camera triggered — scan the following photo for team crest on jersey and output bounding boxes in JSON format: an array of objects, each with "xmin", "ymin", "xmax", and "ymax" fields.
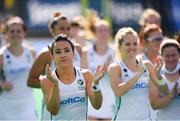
[
  {"xmin": 7, "ymin": 60, "xmax": 11, "ymax": 64},
  {"xmin": 77, "ymin": 79, "xmax": 85, "ymax": 90},
  {"xmin": 125, "ymin": 74, "xmax": 129, "ymax": 78},
  {"xmin": 6, "ymin": 54, "xmax": 11, "ymax": 64},
  {"xmin": 123, "ymin": 68, "xmax": 129, "ymax": 77},
  {"xmin": 123, "ymin": 68, "xmax": 127, "ymax": 72},
  {"xmin": 142, "ymin": 69, "xmax": 149, "ymax": 78},
  {"xmin": 6, "ymin": 55, "xmax": 10, "ymax": 59}
]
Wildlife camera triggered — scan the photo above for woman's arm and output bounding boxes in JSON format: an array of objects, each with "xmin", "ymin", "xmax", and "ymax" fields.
[
  {"xmin": 107, "ymin": 62, "xmax": 144, "ymax": 97},
  {"xmin": 149, "ymin": 80, "xmax": 178, "ymax": 110},
  {"xmin": 41, "ymin": 77, "xmax": 60, "ymax": 115},
  {"xmin": 145, "ymin": 61, "xmax": 169, "ymax": 95},
  {"xmin": 40, "ymin": 64, "xmax": 60, "ymax": 115},
  {"xmin": 75, "ymin": 44, "xmax": 88, "ymax": 69},
  {"xmin": 0, "ymin": 52, "xmax": 13, "ymax": 91},
  {"xmin": 84, "ymin": 65, "xmax": 104, "ymax": 109},
  {"xmin": 27, "ymin": 49, "xmax": 51, "ymax": 88},
  {"xmin": 29, "ymin": 47, "xmax": 36, "ymax": 59},
  {"xmin": 81, "ymin": 46, "xmax": 88, "ymax": 69}
]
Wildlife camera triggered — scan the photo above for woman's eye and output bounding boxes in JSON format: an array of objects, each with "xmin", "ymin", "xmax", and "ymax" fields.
[
  {"xmin": 125, "ymin": 43, "xmax": 130, "ymax": 46},
  {"xmin": 9, "ymin": 29, "xmax": 22, "ymax": 33},
  {"xmin": 55, "ymin": 51, "xmax": 61, "ymax": 54},
  {"xmin": 133, "ymin": 42, "xmax": 138, "ymax": 46},
  {"xmin": 65, "ymin": 49, "xmax": 70, "ymax": 52}
]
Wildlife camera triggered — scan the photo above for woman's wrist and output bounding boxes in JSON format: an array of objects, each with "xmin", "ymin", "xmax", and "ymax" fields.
[
  {"xmin": 93, "ymin": 80, "xmax": 99, "ymax": 85},
  {"xmin": 52, "ymin": 83, "xmax": 59, "ymax": 90},
  {"xmin": 137, "ymin": 72, "xmax": 143, "ymax": 77},
  {"xmin": 92, "ymin": 83, "xmax": 101, "ymax": 92},
  {"xmin": 46, "ymin": 75, "xmax": 58, "ymax": 85},
  {"xmin": 51, "ymin": 78, "xmax": 58, "ymax": 85},
  {"xmin": 169, "ymin": 91, "xmax": 175, "ymax": 99},
  {"xmin": 157, "ymin": 76, "xmax": 167, "ymax": 86},
  {"xmin": 156, "ymin": 71, "xmax": 163, "ymax": 80},
  {"xmin": 93, "ymin": 75, "xmax": 100, "ymax": 84},
  {"xmin": 157, "ymin": 75, "xmax": 163, "ymax": 80}
]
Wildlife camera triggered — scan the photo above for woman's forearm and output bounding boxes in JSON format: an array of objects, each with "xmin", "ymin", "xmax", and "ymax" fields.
[
  {"xmin": 151, "ymin": 93, "xmax": 173, "ymax": 110},
  {"xmin": 47, "ymin": 84, "xmax": 60, "ymax": 115},
  {"xmin": 91, "ymin": 82, "xmax": 103, "ymax": 109}
]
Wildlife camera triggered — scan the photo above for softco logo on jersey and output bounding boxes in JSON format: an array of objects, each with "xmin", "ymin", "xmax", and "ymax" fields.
[
  {"xmin": 60, "ymin": 97, "xmax": 85, "ymax": 105},
  {"xmin": 131, "ymin": 82, "xmax": 148, "ymax": 89},
  {"xmin": 8, "ymin": 67, "xmax": 30, "ymax": 74}
]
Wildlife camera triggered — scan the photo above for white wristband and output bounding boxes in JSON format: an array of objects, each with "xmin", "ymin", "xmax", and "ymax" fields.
[
  {"xmin": 92, "ymin": 84, "xmax": 101, "ymax": 92},
  {"xmin": 158, "ymin": 77, "xmax": 167, "ymax": 86}
]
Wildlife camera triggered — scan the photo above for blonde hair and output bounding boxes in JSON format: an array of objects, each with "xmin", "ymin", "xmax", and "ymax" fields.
[
  {"xmin": 139, "ymin": 8, "xmax": 161, "ymax": 26},
  {"xmin": 70, "ymin": 15, "xmax": 87, "ymax": 29},
  {"xmin": 85, "ymin": 9, "xmax": 100, "ymax": 40},
  {"xmin": 94, "ymin": 19, "xmax": 110, "ymax": 28},
  {"xmin": 114, "ymin": 27, "xmax": 138, "ymax": 60}
]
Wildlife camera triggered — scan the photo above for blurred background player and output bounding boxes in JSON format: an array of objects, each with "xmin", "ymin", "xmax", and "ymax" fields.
[{"xmin": 0, "ymin": 16, "xmax": 37, "ymax": 120}]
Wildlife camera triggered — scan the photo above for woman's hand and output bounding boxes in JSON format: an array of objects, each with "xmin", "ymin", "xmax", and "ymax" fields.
[
  {"xmin": 170, "ymin": 82, "xmax": 178, "ymax": 98},
  {"xmin": 93, "ymin": 65, "xmax": 105, "ymax": 84},
  {"xmin": 1, "ymin": 81, "xmax": 13, "ymax": 91},
  {"xmin": 155, "ymin": 56, "xmax": 163, "ymax": 70},
  {"xmin": 137, "ymin": 57, "xmax": 145, "ymax": 74},
  {"xmin": 45, "ymin": 64, "xmax": 58, "ymax": 85},
  {"xmin": 155, "ymin": 55, "xmax": 163, "ymax": 79}
]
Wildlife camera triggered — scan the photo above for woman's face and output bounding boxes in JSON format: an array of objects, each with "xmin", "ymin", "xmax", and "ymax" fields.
[
  {"xmin": 53, "ymin": 41, "xmax": 74, "ymax": 68},
  {"xmin": 162, "ymin": 46, "xmax": 179, "ymax": 70},
  {"xmin": 95, "ymin": 25, "xmax": 110, "ymax": 42},
  {"xmin": 120, "ymin": 33, "xmax": 139, "ymax": 59},
  {"xmin": 70, "ymin": 25, "xmax": 80, "ymax": 38},
  {"xmin": 146, "ymin": 30, "xmax": 163, "ymax": 54},
  {"xmin": 53, "ymin": 19, "xmax": 70, "ymax": 37},
  {"xmin": 146, "ymin": 15, "xmax": 161, "ymax": 26},
  {"xmin": 7, "ymin": 24, "xmax": 25, "ymax": 45}
]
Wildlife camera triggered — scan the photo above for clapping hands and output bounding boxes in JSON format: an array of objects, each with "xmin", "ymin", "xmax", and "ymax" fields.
[
  {"xmin": 93, "ymin": 65, "xmax": 105, "ymax": 83},
  {"xmin": 171, "ymin": 82, "xmax": 179, "ymax": 98},
  {"xmin": 155, "ymin": 55, "xmax": 163, "ymax": 72},
  {"xmin": 137, "ymin": 57, "xmax": 145, "ymax": 74},
  {"xmin": 45, "ymin": 64, "xmax": 58, "ymax": 85}
]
